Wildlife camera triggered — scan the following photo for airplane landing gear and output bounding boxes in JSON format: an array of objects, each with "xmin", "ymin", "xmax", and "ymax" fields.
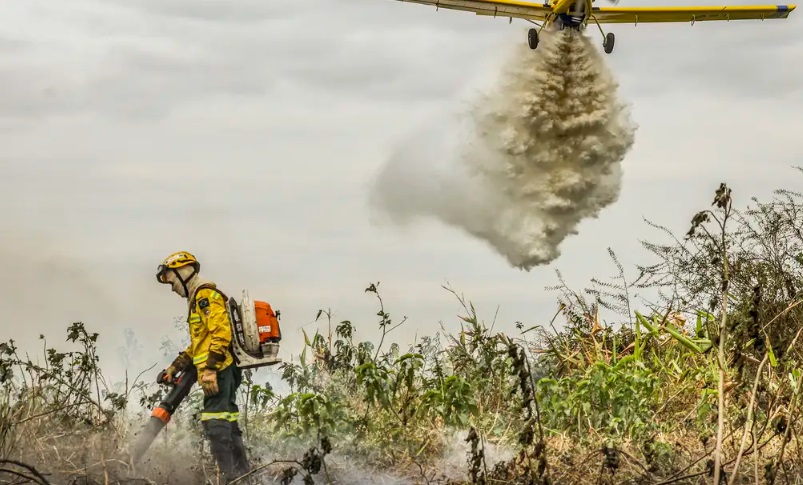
[
  {"xmin": 603, "ymin": 32, "xmax": 615, "ymax": 54},
  {"xmin": 528, "ymin": 28, "xmax": 539, "ymax": 49},
  {"xmin": 590, "ymin": 16, "xmax": 615, "ymax": 54}
]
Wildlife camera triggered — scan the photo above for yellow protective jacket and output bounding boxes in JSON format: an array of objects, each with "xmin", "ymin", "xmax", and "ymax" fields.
[{"xmin": 184, "ymin": 282, "xmax": 234, "ymax": 373}]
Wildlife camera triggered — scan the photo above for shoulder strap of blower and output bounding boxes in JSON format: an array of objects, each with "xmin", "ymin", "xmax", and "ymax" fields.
[
  {"xmin": 187, "ymin": 283, "xmax": 230, "ymax": 319},
  {"xmin": 188, "ymin": 282, "xmax": 237, "ymax": 363}
]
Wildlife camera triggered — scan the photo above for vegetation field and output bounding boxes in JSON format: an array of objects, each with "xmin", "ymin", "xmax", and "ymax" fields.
[{"xmin": 3, "ymin": 176, "xmax": 803, "ymax": 484}]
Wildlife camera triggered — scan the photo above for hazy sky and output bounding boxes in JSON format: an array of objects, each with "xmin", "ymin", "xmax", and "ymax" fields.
[{"xmin": 1, "ymin": 0, "xmax": 801, "ymax": 386}]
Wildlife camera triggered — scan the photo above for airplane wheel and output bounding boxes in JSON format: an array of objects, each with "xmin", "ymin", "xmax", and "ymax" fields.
[
  {"xmin": 528, "ymin": 28, "xmax": 539, "ymax": 50},
  {"xmin": 603, "ymin": 32, "xmax": 615, "ymax": 54}
]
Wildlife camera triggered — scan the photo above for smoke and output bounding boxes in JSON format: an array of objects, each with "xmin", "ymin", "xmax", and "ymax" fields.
[
  {"xmin": 0, "ymin": 228, "xmax": 122, "ymax": 351},
  {"xmin": 369, "ymin": 29, "xmax": 638, "ymax": 270},
  {"xmin": 127, "ymin": 419, "xmax": 516, "ymax": 485}
]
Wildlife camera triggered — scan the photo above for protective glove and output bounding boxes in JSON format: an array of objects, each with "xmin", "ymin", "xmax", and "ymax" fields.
[
  {"xmin": 200, "ymin": 368, "xmax": 219, "ymax": 396},
  {"xmin": 157, "ymin": 364, "xmax": 179, "ymax": 384},
  {"xmin": 157, "ymin": 351, "xmax": 192, "ymax": 384}
]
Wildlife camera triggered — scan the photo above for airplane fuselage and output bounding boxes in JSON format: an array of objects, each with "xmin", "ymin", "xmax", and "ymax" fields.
[
  {"xmin": 528, "ymin": 0, "xmax": 615, "ymax": 53},
  {"xmin": 548, "ymin": 0, "xmax": 592, "ymax": 28}
]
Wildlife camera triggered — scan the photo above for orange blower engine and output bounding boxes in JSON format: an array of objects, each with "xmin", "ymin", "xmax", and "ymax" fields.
[
  {"xmin": 226, "ymin": 289, "xmax": 283, "ymax": 369},
  {"xmin": 129, "ymin": 289, "xmax": 282, "ymax": 465}
]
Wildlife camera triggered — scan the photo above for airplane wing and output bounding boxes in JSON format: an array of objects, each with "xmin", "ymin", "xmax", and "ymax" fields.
[
  {"xmin": 590, "ymin": 4, "xmax": 795, "ymax": 23},
  {"xmin": 392, "ymin": 0, "xmax": 795, "ymax": 24},
  {"xmin": 392, "ymin": 0, "xmax": 554, "ymax": 22}
]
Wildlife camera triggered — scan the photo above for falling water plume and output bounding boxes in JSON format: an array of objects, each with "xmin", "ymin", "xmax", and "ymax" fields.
[{"xmin": 369, "ymin": 29, "xmax": 638, "ymax": 270}]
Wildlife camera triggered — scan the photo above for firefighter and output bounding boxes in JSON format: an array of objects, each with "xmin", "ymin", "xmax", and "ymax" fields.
[{"xmin": 155, "ymin": 251, "xmax": 251, "ymax": 483}]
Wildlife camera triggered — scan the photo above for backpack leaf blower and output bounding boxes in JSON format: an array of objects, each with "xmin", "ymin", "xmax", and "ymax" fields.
[{"xmin": 129, "ymin": 290, "xmax": 283, "ymax": 464}]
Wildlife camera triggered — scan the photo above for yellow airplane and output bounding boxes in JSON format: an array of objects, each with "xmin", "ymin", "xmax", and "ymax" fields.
[{"xmin": 392, "ymin": 0, "xmax": 795, "ymax": 53}]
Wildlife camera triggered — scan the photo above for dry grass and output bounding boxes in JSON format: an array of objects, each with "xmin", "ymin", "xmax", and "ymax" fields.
[{"xmin": 6, "ymin": 180, "xmax": 803, "ymax": 485}]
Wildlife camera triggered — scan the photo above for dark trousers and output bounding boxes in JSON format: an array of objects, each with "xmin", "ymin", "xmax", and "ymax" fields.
[{"xmin": 200, "ymin": 364, "xmax": 251, "ymax": 482}]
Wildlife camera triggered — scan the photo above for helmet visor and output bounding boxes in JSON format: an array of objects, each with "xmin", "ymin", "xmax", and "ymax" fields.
[{"xmin": 156, "ymin": 264, "xmax": 169, "ymax": 283}]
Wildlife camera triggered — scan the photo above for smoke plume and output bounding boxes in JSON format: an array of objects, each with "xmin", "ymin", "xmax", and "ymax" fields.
[{"xmin": 369, "ymin": 29, "xmax": 638, "ymax": 270}]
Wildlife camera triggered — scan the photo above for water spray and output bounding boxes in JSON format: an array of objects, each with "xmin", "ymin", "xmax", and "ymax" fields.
[{"xmin": 370, "ymin": 29, "xmax": 638, "ymax": 270}]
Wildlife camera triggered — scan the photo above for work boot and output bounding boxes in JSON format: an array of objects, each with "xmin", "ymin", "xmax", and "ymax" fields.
[
  {"xmin": 204, "ymin": 420, "xmax": 237, "ymax": 482},
  {"xmin": 231, "ymin": 421, "xmax": 252, "ymax": 476}
]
